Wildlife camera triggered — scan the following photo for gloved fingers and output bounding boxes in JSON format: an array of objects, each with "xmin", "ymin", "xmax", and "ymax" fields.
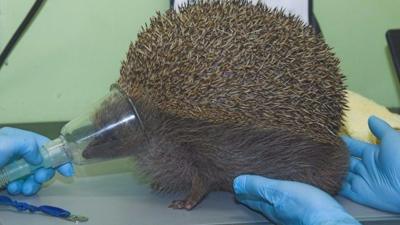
[
  {"xmin": 236, "ymin": 196, "xmax": 269, "ymax": 212},
  {"xmin": 358, "ymin": 144, "xmax": 379, "ymax": 173},
  {"xmin": 234, "ymin": 175, "xmax": 278, "ymax": 204},
  {"xmin": 7, "ymin": 179, "xmax": 24, "ymax": 195},
  {"xmin": 0, "ymin": 127, "xmax": 24, "ymax": 135},
  {"xmin": 7, "ymin": 175, "xmax": 43, "ymax": 196},
  {"xmin": 349, "ymin": 157, "xmax": 368, "ymax": 177},
  {"xmin": 0, "ymin": 127, "xmax": 49, "ymax": 142},
  {"xmin": 21, "ymin": 175, "xmax": 41, "ymax": 196},
  {"xmin": 0, "ymin": 137, "xmax": 41, "ymax": 166},
  {"xmin": 235, "ymin": 197, "xmax": 276, "ymax": 221},
  {"xmin": 0, "ymin": 127, "xmax": 49, "ymax": 166},
  {"xmin": 368, "ymin": 116, "xmax": 393, "ymax": 140},
  {"xmin": 341, "ymin": 136, "xmax": 374, "ymax": 159},
  {"xmin": 343, "ymin": 172, "xmax": 367, "ymax": 195},
  {"xmin": 340, "ymin": 181, "xmax": 374, "ymax": 209},
  {"xmin": 0, "ymin": 147, "xmax": 13, "ymax": 168},
  {"xmin": 19, "ymin": 144, "xmax": 43, "ymax": 165},
  {"xmin": 18, "ymin": 132, "xmax": 49, "ymax": 165},
  {"xmin": 234, "ymin": 175, "xmax": 264, "ymax": 196},
  {"xmin": 0, "ymin": 137, "xmax": 39, "ymax": 167},
  {"xmin": 56, "ymin": 163, "xmax": 74, "ymax": 177},
  {"xmin": 34, "ymin": 168, "xmax": 55, "ymax": 184},
  {"xmin": 340, "ymin": 182, "xmax": 360, "ymax": 202}
]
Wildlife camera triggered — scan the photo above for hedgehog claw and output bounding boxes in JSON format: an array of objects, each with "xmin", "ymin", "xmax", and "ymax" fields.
[
  {"xmin": 168, "ymin": 200, "xmax": 194, "ymax": 210},
  {"xmin": 168, "ymin": 175, "xmax": 208, "ymax": 210},
  {"xmin": 151, "ymin": 182, "xmax": 161, "ymax": 191}
]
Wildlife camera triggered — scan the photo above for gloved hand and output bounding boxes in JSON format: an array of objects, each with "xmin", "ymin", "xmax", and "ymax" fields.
[
  {"xmin": 340, "ymin": 116, "xmax": 400, "ymax": 213},
  {"xmin": 0, "ymin": 127, "xmax": 74, "ymax": 196},
  {"xmin": 234, "ymin": 175, "xmax": 360, "ymax": 225}
]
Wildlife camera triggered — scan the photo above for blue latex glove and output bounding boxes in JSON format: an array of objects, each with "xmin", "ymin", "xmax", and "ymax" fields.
[
  {"xmin": 0, "ymin": 127, "xmax": 74, "ymax": 196},
  {"xmin": 234, "ymin": 175, "xmax": 360, "ymax": 225},
  {"xmin": 340, "ymin": 116, "xmax": 400, "ymax": 213}
]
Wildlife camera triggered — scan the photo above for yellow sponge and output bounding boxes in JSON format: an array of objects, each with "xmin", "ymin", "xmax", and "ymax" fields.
[{"xmin": 341, "ymin": 90, "xmax": 400, "ymax": 144}]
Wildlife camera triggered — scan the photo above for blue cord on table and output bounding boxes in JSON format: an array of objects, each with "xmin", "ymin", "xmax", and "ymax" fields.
[{"xmin": 0, "ymin": 195, "xmax": 71, "ymax": 218}]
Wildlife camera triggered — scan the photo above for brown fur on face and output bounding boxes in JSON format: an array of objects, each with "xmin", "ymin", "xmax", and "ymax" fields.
[{"xmin": 84, "ymin": 0, "xmax": 348, "ymax": 210}]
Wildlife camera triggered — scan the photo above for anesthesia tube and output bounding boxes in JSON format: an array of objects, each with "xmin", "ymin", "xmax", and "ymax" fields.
[{"xmin": 0, "ymin": 84, "xmax": 145, "ymax": 188}]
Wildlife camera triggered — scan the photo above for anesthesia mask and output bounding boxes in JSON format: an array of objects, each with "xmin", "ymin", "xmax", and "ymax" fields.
[{"xmin": 0, "ymin": 84, "xmax": 146, "ymax": 188}]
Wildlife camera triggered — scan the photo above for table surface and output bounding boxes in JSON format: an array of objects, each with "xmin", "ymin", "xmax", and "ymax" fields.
[{"xmin": 1, "ymin": 158, "xmax": 400, "ymax": 225}]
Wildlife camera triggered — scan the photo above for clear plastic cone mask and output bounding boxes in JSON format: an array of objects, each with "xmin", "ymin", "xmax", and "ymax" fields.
[
  {"xmin": 61, "ymin": 84, "xmax": 146, "ymax": 164},
  {"xmin": 0, "ymin": 84, "xmax": 146, "ymax": 187}
]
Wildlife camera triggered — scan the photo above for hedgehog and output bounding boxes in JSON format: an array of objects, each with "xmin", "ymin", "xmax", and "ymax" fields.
[{"xmin": 82, "ymin": 0, "xmax": 348, "ymax": 210}]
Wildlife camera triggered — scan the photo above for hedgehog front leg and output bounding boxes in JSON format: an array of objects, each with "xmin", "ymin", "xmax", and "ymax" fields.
[{"xmin": 168, "ymin": 175, "xmax": 209, "ymax": 210}]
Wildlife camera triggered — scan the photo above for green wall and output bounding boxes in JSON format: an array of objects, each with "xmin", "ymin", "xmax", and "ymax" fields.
[
  {"xmin": 0, "ymin": 0, "xmax": 399, "ymax": 124},
  {"xmin": 315, "ymin": 0, "xmax": 400, "ymax": 109}
]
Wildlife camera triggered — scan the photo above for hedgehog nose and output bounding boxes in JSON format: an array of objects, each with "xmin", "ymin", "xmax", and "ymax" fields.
[
  {"xmin": 57, "ymin": 84, "xmax": 147, "ymax": 165},
  {"xmin": 82, "ymin": 148, "xmax": 94, "ymax": 159}
]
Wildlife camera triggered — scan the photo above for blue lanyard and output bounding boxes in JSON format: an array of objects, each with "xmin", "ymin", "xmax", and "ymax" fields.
[{"xmin": 0, "ymin": 195, "xmax": 88, "ymax": 222}]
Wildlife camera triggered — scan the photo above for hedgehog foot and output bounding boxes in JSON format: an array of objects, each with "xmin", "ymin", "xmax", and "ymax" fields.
[
  {"xmin": 169, "ymin": 199, "xmax": 198, "ymax": 210},
  {"xmin": 168, "ymin": 175, "xmax": 208, "ymax": 210},
  {"xmin": 151, "ymin": 182, "xmax": 162, "ymax": 192}
]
